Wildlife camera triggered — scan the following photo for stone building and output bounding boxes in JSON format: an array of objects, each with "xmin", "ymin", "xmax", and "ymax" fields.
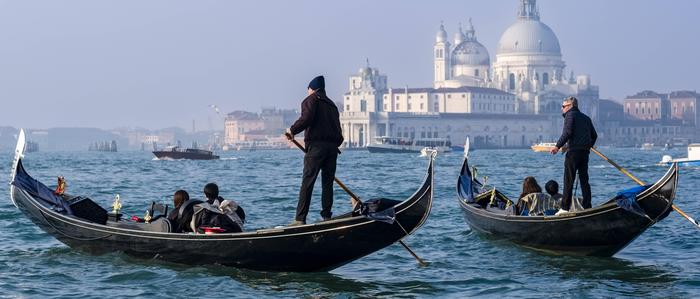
[{"xmin": 340, "ymin": 0, "xmax": 599, "ymax": 148}]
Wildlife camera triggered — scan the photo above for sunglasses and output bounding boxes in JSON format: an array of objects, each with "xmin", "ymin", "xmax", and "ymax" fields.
[{"xmin": 561, "ymin": 104, "xmax": 571, "ymax": 108}]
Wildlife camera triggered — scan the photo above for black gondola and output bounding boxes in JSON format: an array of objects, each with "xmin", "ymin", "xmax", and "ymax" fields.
[
  {"xmin": 456, "ymin": 152, "xmax": 678, "ymax": 257},
  {"xmin": 9, "ymin": 130, "xmax": 433, "ymax": 272}
]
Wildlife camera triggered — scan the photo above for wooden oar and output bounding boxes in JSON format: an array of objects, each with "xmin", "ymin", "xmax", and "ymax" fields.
[
  {"xmin": 591, "ymin": 147, "xmax": 700, "ymax": 229},
  {"xmin": 288, "ymin": 137, "xmax": 428, "ymax": 266}
]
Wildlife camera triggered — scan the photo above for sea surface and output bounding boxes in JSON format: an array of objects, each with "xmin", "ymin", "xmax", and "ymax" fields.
[{"xmin": 1, "ymin": 147, "xmax": 699, "ymax": 298}]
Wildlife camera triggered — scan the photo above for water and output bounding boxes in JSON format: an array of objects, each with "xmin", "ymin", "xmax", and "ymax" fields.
[{"xmin": 1, "ymin": 148, "xmax": 699, "ymax": 298}]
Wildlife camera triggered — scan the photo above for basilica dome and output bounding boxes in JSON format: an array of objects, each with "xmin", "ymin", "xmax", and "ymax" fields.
[{"xmin": 497, "ymin": 20, "xmax": 560, "ymax": 55}]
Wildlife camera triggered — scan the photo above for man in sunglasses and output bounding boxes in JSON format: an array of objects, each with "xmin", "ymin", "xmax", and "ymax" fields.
[{"xmin": 550, "ymin": 97, "xmax": 597, "ymax": 215}]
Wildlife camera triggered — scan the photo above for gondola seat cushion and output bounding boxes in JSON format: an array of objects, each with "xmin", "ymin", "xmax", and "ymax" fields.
[{"xmin": 143, "ymin": 218, "xmax": 172, "ymax": 233}]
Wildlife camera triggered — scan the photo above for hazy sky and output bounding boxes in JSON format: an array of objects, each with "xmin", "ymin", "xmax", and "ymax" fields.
[{"xmin": 0, "ymin": 0, "xmax": 698, "ymax": 130}]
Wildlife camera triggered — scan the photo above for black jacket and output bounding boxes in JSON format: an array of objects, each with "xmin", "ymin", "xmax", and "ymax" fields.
[
  {"xmin": 555, "ymin": 107, "xmax": 597, "ymax": 151},
  {"xmin": 290, "ymin": 89, "xmax": 344, "ymax": 147}
]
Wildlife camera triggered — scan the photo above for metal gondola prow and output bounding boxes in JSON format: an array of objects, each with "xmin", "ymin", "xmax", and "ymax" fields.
[
  {"xmin": 10, "ymin": 129, "xmax": 26, "ymax": 208},
  {"xmin": 464, "ymin": 137, "xmax": 470, "ymax": 159}
]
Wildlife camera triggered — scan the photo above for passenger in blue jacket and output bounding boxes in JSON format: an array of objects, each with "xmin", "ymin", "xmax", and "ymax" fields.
[{"xmin": 550, "ymin": 97, "xmax": 597, "ymax": 215}]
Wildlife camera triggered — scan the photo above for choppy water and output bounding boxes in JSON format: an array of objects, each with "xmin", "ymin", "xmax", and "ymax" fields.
[{"xmin": 1, "ymin": 147, "xmax": 699, "ymax": 298}]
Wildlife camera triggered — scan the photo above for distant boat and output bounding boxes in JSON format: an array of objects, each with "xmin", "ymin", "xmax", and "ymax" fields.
[
  {"xmin": 153, "ymin": 146, "xmax": 219, "ymax": 160},
  {"xmin": 658, "ymin": 144, "xmax": 700, "ymax": 167},
  {"xmin": 530, "ymin": 142, "xmax": 557, "ymax": 153},
  {"xmin": 640, "ymin": 143, "xmax": 654, "ymax": 150},
  {"xmin": 367, "ymin": 137, "xmax": 452, "ymax": 153}
]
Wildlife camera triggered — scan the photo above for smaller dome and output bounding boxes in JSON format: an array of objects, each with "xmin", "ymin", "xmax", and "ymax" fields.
[{"xmin": 452, "ymin": 41, "xmax": 490, "ymax": 66}]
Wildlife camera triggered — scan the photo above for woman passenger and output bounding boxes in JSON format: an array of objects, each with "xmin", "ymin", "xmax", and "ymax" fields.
[
  {"xmin": 516, "ymin": 177, "xmax": 559, "ymax": 216},
  {"xmin": 167, "ymin": 189, "xmax": 190, "ymax": 232}
]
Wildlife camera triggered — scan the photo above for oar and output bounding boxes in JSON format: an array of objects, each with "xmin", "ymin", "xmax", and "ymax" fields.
[
  {"xmin": 288, "ymin": 137, "xmax": 428, "ymax": 266},
  {"xmin": 591, "ymin": 147, "xmax": 700, "ymax": 229}
]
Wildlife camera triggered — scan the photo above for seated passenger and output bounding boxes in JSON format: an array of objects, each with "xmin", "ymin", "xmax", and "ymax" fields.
[
  {"xmin": 516, "ymin": 177, "xmax": 559, "ymax": 216},
  {"xmin": 545, "ymin": 180, "xmax": 563, "ymax": 204},
  {"xmin": 192, "ymin": 183, "xmax": 246, "ymax": 233},
  {"xmin": 167, "ymin": 189, "xmax": 199, "ymax": 233}
]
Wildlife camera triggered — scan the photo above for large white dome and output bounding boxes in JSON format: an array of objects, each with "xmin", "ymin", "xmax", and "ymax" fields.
[{"xmin": 497, "ymin": 19, "xmax": 561, "ymax": 55}]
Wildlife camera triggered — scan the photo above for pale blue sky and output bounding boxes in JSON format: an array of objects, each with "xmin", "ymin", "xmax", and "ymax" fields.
[{"xmin": 0, "ymin": 0, "xmax": 697, "ymax": 130}]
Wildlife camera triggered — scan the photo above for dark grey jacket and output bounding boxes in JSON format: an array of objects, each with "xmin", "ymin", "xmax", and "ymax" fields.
[
  {"xmin": 290, "ymin": 90, "xmax": 344, "ymax": 147},
  {"xmin": 555, "ymin": 107, "xmax": 597, "ymax": 151}
]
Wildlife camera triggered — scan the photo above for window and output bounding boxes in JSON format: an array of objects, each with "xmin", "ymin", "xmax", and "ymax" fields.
[
  {"xmin": 474, "ymin": 69, "xmax": 479, "ymax": 77},
  {"xmin": 447, "ymin": 94, "xmax": 452, "ymax": 99},
  {"xmin": 383, "ymin": 104, "xmax": 387, "ymax": 110},
  {"xmin": 462, "ymin": 94, "xmax": 466, "ymax": 98},
  {"xmin": 407, "ymin": 103, "xmax": 412, "ymax": 110},
  {"xmin": 542, "ymin": 72, "xmax": 549, "ymax": 85},
  {"xmin": 346, "ymin": 105, "xmax": 350, "ymax": 110},
  {"xmin": 396, "ymin": 103, "xmax": 400, "ymax": 110},
  {"xmin": 434, "ymin": 102, "xmax": 439, "ymax": 111},
  {"xmin": 509, "ymin": 73, "xmax": 515, "ymax": 90},
  {"xmin": 420, "ymin": 103, "xmax": 424, "ymax": 110}
]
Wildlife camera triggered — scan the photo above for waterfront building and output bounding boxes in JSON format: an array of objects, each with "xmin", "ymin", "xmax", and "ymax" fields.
[
  {"xmin": 624, "ymin": 90, "xmax": 669, "ymax": 121},
  {"xmin": 600, "ymin": 91, "xmax": 699, "ymax": 146},
  {"xmin": 223, "ymin": 108, "xmax": 298, "ymax": 148},
  {"xmin": 668, "ymin": 91, "xmax": 699, "ymax": 126},
  {"xmin": 340, "ymin": 0, "xmax": 599, "ymax": 148}
]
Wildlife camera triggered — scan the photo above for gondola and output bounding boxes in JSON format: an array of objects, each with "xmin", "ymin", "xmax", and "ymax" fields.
[
  {"xmin": 9, "ymin": 130, "xmax": 434, "ymax": 272},
  {"xmin": 456, "ymin": 148, "xmax": 678, "ymax": 257}
]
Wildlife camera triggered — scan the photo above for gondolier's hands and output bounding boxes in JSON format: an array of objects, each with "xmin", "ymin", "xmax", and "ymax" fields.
[
  {"xmin": 550, "ymin": 147, "xmax": 559, "ymax": 155},
  {"xmin": 284, "ymin": 128, "xmax": 294, "ymax": 140}
]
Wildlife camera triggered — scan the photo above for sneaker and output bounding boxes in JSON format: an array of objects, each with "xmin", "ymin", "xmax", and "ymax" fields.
[
  {"xmin": 289, "ymin": 220, "xmax": 306, "ymax": 226},
  {"xmin": 554, "ymin": 209, "xmax": 569, "ymax": 216},
  {"xmin": 321, "ymin": 217, "xmax": 332, "ymax": 222}
]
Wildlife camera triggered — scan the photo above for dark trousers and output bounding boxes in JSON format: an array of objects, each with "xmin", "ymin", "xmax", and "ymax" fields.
[
  {"xmin": 296, "ymin": 142, "xmax": 338, "ymax": 222},
  {"xmin": 561, "ymin": 150, "xmax": 592, "ymax": 210}
]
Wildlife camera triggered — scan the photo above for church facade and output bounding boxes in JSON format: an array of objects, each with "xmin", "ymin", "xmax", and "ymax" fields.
[{"xmin": 340, "ymin": 0, "xmax": 600, "ymax": 149}]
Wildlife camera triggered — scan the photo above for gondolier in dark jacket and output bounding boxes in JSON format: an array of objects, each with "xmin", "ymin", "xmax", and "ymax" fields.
[
  {"xmin": 285, "ymin": 75, "xmax": 344, "ymax": 225},
  {"xmin": 550, "ymin": 97, "xmax": 597, "ymax": 215}
]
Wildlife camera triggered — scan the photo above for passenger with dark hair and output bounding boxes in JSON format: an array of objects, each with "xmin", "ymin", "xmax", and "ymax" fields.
[
  {"xmin": 167, "ymin": 189, "xmax": 197, "ymax": 233},
  {"xmin": 191, "ymin": 183, "xmax": 246, "ymax": 233},
  {"xmin": 203, "ymin": 183, "xmax": 220, "ymax": 205},
  {"xmin": 545, "ymin": 180, "xmax": 563, "ymax": 204},
  {"xmin": 516, "ymin": 177, "xmax": 559, "ymax": 216}
]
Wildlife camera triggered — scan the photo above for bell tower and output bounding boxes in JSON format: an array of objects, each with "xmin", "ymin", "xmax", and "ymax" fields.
[{"xmin": 434, "ymin": 23, "xmax": 450, "ymax": 88}]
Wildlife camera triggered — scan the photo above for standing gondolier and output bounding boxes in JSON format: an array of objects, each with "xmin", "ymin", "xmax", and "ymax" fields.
[
  {"xmin": 285, "ymin": 75, "xmax": 344, "ymax": 225},
  {"xmin": 550, "ymin": 97, "xmax": 597, "ymax": 215}
]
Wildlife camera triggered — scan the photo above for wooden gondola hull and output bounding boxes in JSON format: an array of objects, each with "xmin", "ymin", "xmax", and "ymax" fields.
[
  {"xmin": 457, "ymin": 160, "xmax": 677, "ymax": 257},
  {"xmin": 10, "ymin": 158, "xmax": 433, "ymax": 272}
]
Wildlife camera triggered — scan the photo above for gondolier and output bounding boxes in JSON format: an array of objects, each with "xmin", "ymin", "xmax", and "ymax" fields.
[
  {"xmin": 285, "ymin": 75, "xmax": 344, "ymax": 225},
  {"xmin": 550, "ymin": 97, "xmax": 598, "ymax": 214}
]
